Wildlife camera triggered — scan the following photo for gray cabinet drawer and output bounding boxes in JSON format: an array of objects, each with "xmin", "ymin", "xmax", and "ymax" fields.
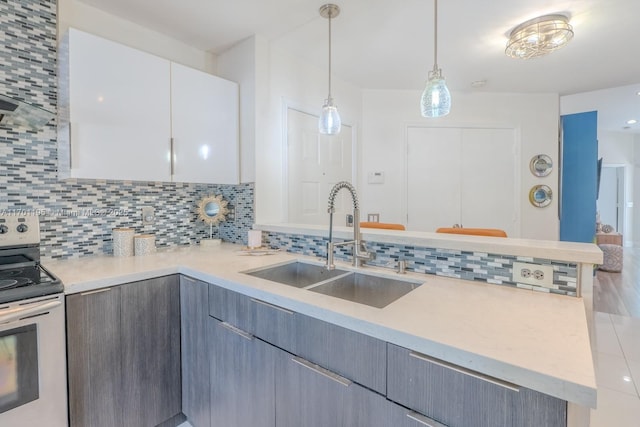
[
  {"xmin": 250, "ymin": 297, "xmax": 298, "ymax": 354},
  {"xmin": 297, "ymin": 314, "xmax": 386, "ymax": 394},
  {"xmin": 387, "ymin": 344, "xmax": 566, "ymax": 427},
  {"xmin": 208, "ymin": 283, "xmax": 252, "ymax": 331}
]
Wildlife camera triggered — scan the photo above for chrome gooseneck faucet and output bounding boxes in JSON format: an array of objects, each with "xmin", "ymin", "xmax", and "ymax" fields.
[{"xmin": 326, "ymin": 181, "xmax": 373, "ymax": 270}]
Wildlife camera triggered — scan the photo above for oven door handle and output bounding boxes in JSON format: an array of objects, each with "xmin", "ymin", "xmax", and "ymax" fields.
[{"xmin": 0, "ymin": 300, "xmax": 61, "ymax": 324}]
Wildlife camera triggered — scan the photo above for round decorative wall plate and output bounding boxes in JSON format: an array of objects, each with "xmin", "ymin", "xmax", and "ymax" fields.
[
  {"xmin": 529, "ymin": 185, "xmax": 552, "ymax": 207},
  {"xmin": 530, "ymin": 154, "xmax": 553, "ymax": 177}
]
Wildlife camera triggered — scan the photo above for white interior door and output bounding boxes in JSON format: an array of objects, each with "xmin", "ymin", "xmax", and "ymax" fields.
[
  {"xmin": 287, "ymin": 109, "xmax": 353, "ymax": 225},
  {"xmin": 407, "ymin": 126, "xmax": 518, "ymax": 236},
  {"xmin": 460, "ymin": 128, "xmax": 518, "ymax": 236},
  {"xmin": 407, "ymin": 127, "xmax": 462, "ymax": 231}
]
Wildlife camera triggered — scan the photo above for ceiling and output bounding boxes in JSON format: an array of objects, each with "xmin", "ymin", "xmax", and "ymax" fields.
[{"xmin": 76, "ymin": 0, "xmax": 640, "ymax": 133}]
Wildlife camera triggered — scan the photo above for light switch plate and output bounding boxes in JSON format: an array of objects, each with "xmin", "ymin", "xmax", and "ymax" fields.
[
  {"xmin": 367, "ymin": 171, "xmax": 384, "ymax": 184},
  {"xmin": 512, "ymin": 262, "xmax": 554, "ymax": 288}
]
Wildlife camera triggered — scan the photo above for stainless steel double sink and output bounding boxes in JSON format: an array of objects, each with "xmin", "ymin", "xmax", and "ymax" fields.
[{"xmin": 243, "ymin": 261, "xmax": 423, "ymax": 308}]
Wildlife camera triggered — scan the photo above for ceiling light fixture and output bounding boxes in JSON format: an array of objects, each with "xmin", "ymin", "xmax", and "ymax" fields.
[
  {"xmin": 318, "ymin": 4, "xmax": 341, "ymax": 135},
  {"xmin": 505, "ymin": 14, "xmax": 574, "ymax": 59},
  {"xmin": 421, "ymin": 0, "xmax": 451, "ymax": 118},
  {"xmin": 627, "ymin": 119, "xmax": 638, "ymax": 125}
]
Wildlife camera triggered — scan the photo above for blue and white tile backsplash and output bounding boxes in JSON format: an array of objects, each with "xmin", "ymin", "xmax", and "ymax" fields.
[
  {"xmin": 0, "ymin": 0, "xmax": 253, "ymax": 259},
  {"xmin": 265, "ymin": 231, "xmax": 579, "ymax": 296}
]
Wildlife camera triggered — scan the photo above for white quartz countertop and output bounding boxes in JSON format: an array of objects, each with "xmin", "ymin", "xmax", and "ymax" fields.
[{"xmin": 46, "ymin": 243, "xmax": 597, "ymax": 408}]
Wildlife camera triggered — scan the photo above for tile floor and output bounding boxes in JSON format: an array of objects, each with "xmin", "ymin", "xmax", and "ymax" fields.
[{"xmin": 591, "ymin": 312, "xmax": 640, "ymax": 426}]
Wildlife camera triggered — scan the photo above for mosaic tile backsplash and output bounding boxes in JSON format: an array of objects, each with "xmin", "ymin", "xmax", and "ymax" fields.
[
  {"xmin": 265, "ymin": 232, "xmax": 579, "ymax": 296},
  {"xmin": 0, "ymin": 0, "xmax": 253, "ymax": 259}
]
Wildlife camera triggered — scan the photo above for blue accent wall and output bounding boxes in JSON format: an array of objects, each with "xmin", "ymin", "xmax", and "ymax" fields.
[{"xmin": 560, "ymin": 111, "xmax": 598, "ymax": 243}]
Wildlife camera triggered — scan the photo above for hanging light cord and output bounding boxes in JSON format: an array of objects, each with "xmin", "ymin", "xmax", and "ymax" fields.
[
  {"xmin": 433, "ymin": 0, "xmax": 438, "ymax": 73},
  {"xmin": 328, "ymin": 9, "xmax": 333, "ymax": 99}
]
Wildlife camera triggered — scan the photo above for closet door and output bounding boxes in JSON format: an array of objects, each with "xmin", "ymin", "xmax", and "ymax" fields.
[
  {"xmin": 407, "ymin": 127, "xmax": 462, "ymax": 231},
  {"xmin": 460, "ymin": 128, "xmax": 518, "ymax": 236},
  {"xmin": 406, "ymin": 126, "xmax": 519, "ymax": 236}
]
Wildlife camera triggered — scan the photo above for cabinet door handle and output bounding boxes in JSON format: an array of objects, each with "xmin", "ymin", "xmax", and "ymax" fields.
[
  {"xmin": 409, "ymin": 351, "xmax": 520, "ymax": 392},
  {"xmin": 69, "ymin": 124, "xmax": 73, "ymax": 168},
  {"xmin": 181, "ymin": 276, "xmax": 199, "ymax": 285},
  {"xmin": 80, "ymin": 287, "xmax": 112, "ymax": 296},
  {"xmin": 170, "ymin": 137, "xmax": 175, "ymax": 176},
  {"xmin": 406, "ymin": 411, "xmax": 448, "ymax": 427},
  {"xmin": 291, "ymin": 356, "xmax": 351, "ymax": 387},
  {"xmin": 250, "ymin": 298, "xmax": 294, "ymax": 315},
  {"xmin": 220, "ymin": 321, "xmax": 253, "ymax": 341}
]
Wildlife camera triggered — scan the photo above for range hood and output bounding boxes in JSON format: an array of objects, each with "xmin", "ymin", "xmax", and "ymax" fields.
[{"xmin": 0, "ymin": 93, "xmax": 54, "ymax": 131}]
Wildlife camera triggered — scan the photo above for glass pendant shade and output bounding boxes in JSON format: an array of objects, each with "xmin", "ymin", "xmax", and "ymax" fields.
[
  {"xmin": 420, "ymin": 0, "xmax": 451, "ymax": 118},
  {"xmin": 319, "ymin": 97, "xmax": 341, "ymax": 135},
  {"xmin": 421, "ymin": 68, "xmax": 451, "ymax": 118}
]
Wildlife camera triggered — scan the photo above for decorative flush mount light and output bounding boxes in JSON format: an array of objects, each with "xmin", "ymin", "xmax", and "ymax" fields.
[
  {"xmin": 318, "ymin": 4, "xmax": 341, "ymax": 135},
  {"xmin": 627, "ymin": 119, "xmax": 638, "ymax": 125},
  {"xmin": 421, "ymin": 0, "xmax": 451, "ymax": 118},
  {"xmin": 505, "ymin": 14, "xmax": 574, "ymax": 59}
]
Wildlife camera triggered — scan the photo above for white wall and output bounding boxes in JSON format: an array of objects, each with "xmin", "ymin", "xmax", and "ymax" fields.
[
  {"xmin": 360, "ymin": 90, "xmax": 560, "ymax": 240},
  {"xmin": 217, "ymin": 36, "xmax": 258, "ymax": 183},
  {"xmin": 254, "ymin": 44, "xmax": 363, "ymax": 223},
  {"xmin": 58, "ymin": 0, "xmax": 216, "ymax": 73},
  {"xmin": 598, "ymin": 131, "xmax": 635, "ymax": 245}
]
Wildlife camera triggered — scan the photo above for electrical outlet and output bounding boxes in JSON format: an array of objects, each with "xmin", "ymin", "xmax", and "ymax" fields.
[
  {"xmin": 512, "ymin": 262, "xmax": 554, "ymax": 288},
  {"xmin": 142, "ymin": 207, "xmax": 155, "ymax": 225}
]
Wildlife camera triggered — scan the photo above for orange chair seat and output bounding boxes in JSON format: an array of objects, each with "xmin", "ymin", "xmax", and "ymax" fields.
[
  {"xmin": 360, "ymin": 222, "xmax": 406, "ymax": 231},
  {"xmin": 436, "ymin": 227, "xmax": 507, "ymax": 238}
]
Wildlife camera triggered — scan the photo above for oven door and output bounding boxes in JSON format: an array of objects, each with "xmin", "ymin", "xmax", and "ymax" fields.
[{"xmin": 0, "ymin": 294, "xmax": 67, "ymax": 427}]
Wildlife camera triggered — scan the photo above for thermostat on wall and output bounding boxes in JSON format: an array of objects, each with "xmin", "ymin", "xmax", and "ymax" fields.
[{"xmin": 368, "ymin": 171, "xmax": 385, "ymax": 184}]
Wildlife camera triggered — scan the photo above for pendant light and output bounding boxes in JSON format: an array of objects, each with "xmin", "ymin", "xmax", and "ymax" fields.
[
  {"xmin": 420, "ymin": 0, "xmax": 451, "ymax": 118},
  {"xmin": 319, "ymin": 4, "xmax": 341, "ymax": 135}
]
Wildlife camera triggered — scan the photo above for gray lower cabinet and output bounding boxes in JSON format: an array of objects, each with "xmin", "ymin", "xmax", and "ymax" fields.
[
  {"xmin": 276, "ymin": 353, "xmax": 350, "ymax": 427},
  {"xmin": 181, "ymin": 276, "xmax": 210, "ymax": 427},
  {"xmin": 66, "ymin": 276, "xmax": 182, "ymax": 427},
  {"xmin": 204, "ymin": 282, "xmax": 567, "ymax": 427},
  {"xmin": 209, "ymin": 317, "xmax": 276, "ymax": 427},
  {"xmin": 208, "ymin": 282, "xmax": 253, "ymax": 331},
  {"xmin": 296, "ymin": 314, "xmax": 387, "ymax": 394},
  {"xmin": 67, "ymin": 286, "xmax": 122, "ymax": 427},
  {"xmin": 250, "ymin": 297, "xmax": 297, "ymax": 353},
  {"xmin": 276, "ymin": 351, "xmax": 399, "ymax": 427},
  {"xmin": 387, "ymin": 344, "xmax": 566, "ymax": 427}
]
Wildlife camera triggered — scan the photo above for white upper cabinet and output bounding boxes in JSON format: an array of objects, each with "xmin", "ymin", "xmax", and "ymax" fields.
[
  {"xmin": 171, "ymin": 63, "xmax": 239, "ymax": 184},
  {"xmin": 60, "ymin": 28, "xmax": 239, "ymax": 184},
  {"xmin": 65, "ymin": 28, "xmax": 171, "ymax": 181}
]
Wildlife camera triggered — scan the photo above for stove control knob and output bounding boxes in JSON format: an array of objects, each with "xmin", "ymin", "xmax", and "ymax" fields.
[
  {"xmin": 0, "ymin": 224, "xmax": 8, "ymax": 234},
  {"xmin": 16, "ymin": 223, "xmax": 29, "ymax": 233}
]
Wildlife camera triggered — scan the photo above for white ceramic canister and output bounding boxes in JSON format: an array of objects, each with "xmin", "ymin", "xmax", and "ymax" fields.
[
  {"xmin": 134, "ymin": 234, "xmax": 156, "ymax": 256},
  {"xmin": 112, "ymin": 228, "xmax": 135, "ymax": 257},
  {"xmin": 247, "ymin": 229, "xmax": 262, "ymax": 248}
]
